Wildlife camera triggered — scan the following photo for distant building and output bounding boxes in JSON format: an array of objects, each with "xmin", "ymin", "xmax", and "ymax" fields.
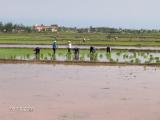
[
  {"xmin": 50, "ymin": 24, "xmax": 59, "ymax": 32},
  {"xmin": 32, "ymin": 24, "xmax": 58, "ymax": 32}
]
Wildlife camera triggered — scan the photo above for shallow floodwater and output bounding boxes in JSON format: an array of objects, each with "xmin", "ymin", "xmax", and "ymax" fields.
[
  {"xmin": 14, "ymin": 51, "xmax": 160, "ymax": 64},
  {"xmin": 1, "ymin": 44, "xmax": 160, "ymax": 50},
  {"xmin": 0, "ymin": 64, "xmax": 160, "ymax": 120}
]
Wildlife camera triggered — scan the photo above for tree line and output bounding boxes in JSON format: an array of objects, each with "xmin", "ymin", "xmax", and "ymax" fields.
[
  {"xmin": 59, "ymin": 26, "xmax": 160, "ymax": 34},
  {"xmin": 0, "ymin": 22, "xmax": 31, "ymax": 33},
  {"xmin": 76, "ymin": 26, "xmax": 160, "ymax": 34},
  {"xmin": 1, "ymin": 22, "xmax": 160, "ymax": 34}
]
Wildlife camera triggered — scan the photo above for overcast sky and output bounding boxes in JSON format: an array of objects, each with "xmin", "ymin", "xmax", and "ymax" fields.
[{"xmin": 0, "ymin": 0, "xmax": 160, "ymax": 29}]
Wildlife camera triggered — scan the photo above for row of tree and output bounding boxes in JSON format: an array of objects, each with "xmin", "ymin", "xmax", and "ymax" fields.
[
  {"xmin": 59, "ymin": 26, "xmax": 160, "ymax": 34},
  {"xmin": 76, "ymin": 26, "xmax": 160, "ymax": 34},
  {"xmin": 1, "ymin": 22, "xmax": 160, "ymax": 34},
  {"xmin": 0, "ymin": 22, "xmax": 31, "ymax": 33}
]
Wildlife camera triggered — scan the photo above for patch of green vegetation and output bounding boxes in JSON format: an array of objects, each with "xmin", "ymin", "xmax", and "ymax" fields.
[
  {"xmin": 0, "ymin": 48, "xmax": 160, "ymax": 64},
  {"xmin": 1, "ymin": 32, "xmax": 160, "ymax": 46}
]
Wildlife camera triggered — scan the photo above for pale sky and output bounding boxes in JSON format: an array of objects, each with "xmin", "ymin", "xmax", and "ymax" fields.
[{"xmin": 0, "ymin": 0, "xmax": 160, "ymax": 29}]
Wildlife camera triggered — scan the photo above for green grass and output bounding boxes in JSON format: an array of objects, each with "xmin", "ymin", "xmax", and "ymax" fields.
[{"xmin": 1, "ymin": 32, "xmax": 160, "ymax": 46}]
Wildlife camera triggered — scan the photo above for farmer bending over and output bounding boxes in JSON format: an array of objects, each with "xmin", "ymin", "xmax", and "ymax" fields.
[
  {"xmin": 90, "ymin": 46, "xmax": 96, "ymax": 54},
  {"xmin": 52, "ymin": 41, "xmax": 57, "ymax": 54},
  {"xmin": 73, "ymin": 48, "xmax": 79, "ymax": 60},
  {"xmin": 106, "ymin": 46, "xmax": 111, "ymax": 53},
  {"xmin": 34, "ymin": 47, "xmax": 40, "ymax": 55},
  {"xmin": 68, "ymin": 41, "xmax": 72, "ymax": 53}
]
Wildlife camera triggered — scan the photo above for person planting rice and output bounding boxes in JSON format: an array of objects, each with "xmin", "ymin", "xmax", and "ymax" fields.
[
  {"xmin": 34, "ymin": 47, "xmax": 40, "ymax": 55},
  {"xmin": 52, "ymin": 41, "xmax": 57, "ymax": 54},
  {"xmin": 34, "ymin": 47, "xmax": 40, "ymax": 59},
  {"xmin": 90, "ymin": 46, "xmax": 96, "ymax": 54},
  {"xmin": 106, "ymin": 46, "xmax": 111, "ymax": 53},
  {"xmin": 68, "ymin": 41, "xmax": 72, "ymax": 53},
  {"xmin": 90, "ymin": 46, "xmax": 96, "ymax": 61},
  {"xmin": 73, "ymin": 48, "xmax": 79, "ymax": 60}
]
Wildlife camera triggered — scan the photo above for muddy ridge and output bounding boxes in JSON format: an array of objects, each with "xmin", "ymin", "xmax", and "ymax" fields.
[{"xmin": 0, "ymin": 59, "xmax": 160, "ymax": 66}]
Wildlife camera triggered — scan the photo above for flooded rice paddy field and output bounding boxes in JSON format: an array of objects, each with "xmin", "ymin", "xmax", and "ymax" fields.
[
  {"xmin": 1, "ymin": 48, "xmax": 160, "ymax": 64},
  {"xmin": 0, "ymin": 64, "xmax": 160, "ymax": 120},
  {"xmin": 1, "ymin": 44, "xmax": 160, "ymax": 50}
]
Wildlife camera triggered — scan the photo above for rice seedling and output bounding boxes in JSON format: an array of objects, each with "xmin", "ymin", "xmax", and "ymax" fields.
[
  {"xmin": 99, "ymin": 54, "xmax": 103, "ymax": 59},
  {"xmin": 26, "ymin": 54, "xmax": 30, "ymax": 59},
  {"xmin": 135, "ymin": 58, "xmax": 141, "ymax": 64}
]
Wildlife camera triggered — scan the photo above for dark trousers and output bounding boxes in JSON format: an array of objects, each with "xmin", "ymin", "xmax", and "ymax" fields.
[
  {"xmin": 68, "ymin": 48, "xmax": 71, "ymax": 53},
  {"xmin": 52, "ymin": 48, "xmax": 56, "ymax": 54}
]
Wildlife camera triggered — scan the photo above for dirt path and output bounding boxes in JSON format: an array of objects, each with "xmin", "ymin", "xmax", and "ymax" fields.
[{"xmin": 0, "ymin": 64, "xmax": 160, "ymax": 120}]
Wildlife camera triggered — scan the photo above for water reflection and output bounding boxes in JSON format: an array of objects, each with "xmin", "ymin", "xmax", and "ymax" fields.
[
  {"xmin": 52, "ymin": 54, "xmax": 56, "ymax": 61},
  {"xmin": 66, "ymin": 52, "xmax": 72, "ymax": 61},
  {"xmin": 73, "ymin": 48, "xmax": 80, "ymax": 61},
  {"xmin": 90, "ymin": 53, "xmax": 97, "ymax": 61},
  {"xmin": 12, "ymin": 50, "xmax": 160, "ymax": 64},
  {"xmin": 106, "ymin": 53, "xmax": 112, "ymax": 61}
]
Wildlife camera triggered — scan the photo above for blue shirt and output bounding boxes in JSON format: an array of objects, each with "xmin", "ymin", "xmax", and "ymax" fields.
[{"xmin": 52, "ymin": 43, "xmax": 57, "ymax": 49}]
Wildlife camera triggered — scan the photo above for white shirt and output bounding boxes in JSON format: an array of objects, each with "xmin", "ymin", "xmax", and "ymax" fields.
[{"xmin": 68, "ymin": 43, "xmax": 72, "ymax": 48}]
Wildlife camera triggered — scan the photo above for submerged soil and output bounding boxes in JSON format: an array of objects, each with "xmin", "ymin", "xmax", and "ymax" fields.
[
  {"xmin": 0, "ymin": 64, "xmax": 160, "ymax": 120},
  {"xmin": 1, "ymin": 44, "xmax": 160, "ymax": 50}
]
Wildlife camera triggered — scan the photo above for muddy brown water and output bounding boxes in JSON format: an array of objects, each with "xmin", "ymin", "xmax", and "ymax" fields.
[{"xmin": 0, "ymin": 64, "xmax": 160, "ymax": 120}]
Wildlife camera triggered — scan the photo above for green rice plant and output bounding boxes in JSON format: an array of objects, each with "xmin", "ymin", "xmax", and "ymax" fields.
[
  {"xmin": 149, "ymin": 55, "xmax": 154, "ymax": 61},
  {"xmin": 135, "ymin": 58, "xmax": 141, "ymax": 64},
  {"xmin": 137, "ymin": 52, "xmax": 141, "ymax": 56},
  {"xmin": 155, "ymin": 60, "xmax": 159, "ymax": 63},
  {"xmin": 126, "ymin": 54, "xmax": 129, "ymax": 58},
  {"xmin": 87, "ymin": 54, "xmax": 90, "ymax": 58},
  {"xmin": 133, "ymin": 52, "xmax": 137, "ymax": 58},
  {"xmin": 58, "ymin": 52, "xmax": 64, "ymax": 56},
  {"xmin": 44, "ymin": 56, "xmax": 48, "ymax": 60},
  {"xmin": 110, "ymin": 58, "xmax": 114, "ymax": 62},
  {"xmin": 116, "ymin": 58, "xmax": 119, "ymax": 62},
  {"xmin": 20, "ymin": 56, "xmax": 23, "ymax": 60},
  {"xmin": 130, "ymin": 59, "xmax": 134, "ymax": 64},
  {"xmin": 13, "ymin": 55, "xmax": 16, "ymax": 59},
  {"xmin": 116, "ymin": 52, "xmax": 121, "ymax": 56},
  {"xmin": 123, "ymin": 54, "xmax": 128, "ymax": 59},
  {"xmin": 10, "ymin": 56, "xmax": 14, "ymax": 59},
  {"xmin": 123, "ymin": 54, "xmax": 125, "ymax": 59},
  {"xmin": 145, "ymin": 61, "xmax": 150, "ymax": 64},
  {"xmin": 94, "ymin": 53, "xmax": 98, "ymax": 61},
  {"xmin": 99, "ymin": 54, "xmax": 103, "ymax": 59},
  {"xmin": 66, "ymin": 53, "xmax": 72, "ymax": 61},
  {"xmin": 129, "ymin": 55, "xmax": 133, "ymax": 59},
  {"xmin": 80, "ymin": 55, "xmax": 84, "ymax": 61},
  {"xmin": 51, "ymin": 54, "xmax": 56, "ymax": 60},
  {"xmin": 26, "ymin": 54, "xmax": 30, "ymax": 59},
  {"xmin": 40, "ymin": 53, "xmax": 44, "ymax": 59},
  {"xmin": 148, "ymin": 59, "xmax": 152, "ymax": 63},
  {"xmin": 144, "ymin": 55, "xmax": 148, "ymax": 59},
  {"xmin": 10, "ymin": 55, "xmax": 16, "ymax": 59},
  {"xmin": 155, "ymin": 57, "xmax": 159, "ymax": 61},
  {"xmin": 106, "ymin": 53, "xmax": 111, "ymax": 60},
  {"xmin": 48, "ymin": 52, "xmax": 52, "ymax": 57},
  {"xmin": 154, "ymin": 57, "xmax": 160, "ymax": 63},
  {"xmin": 90, "ymin": 53, "xmax": 98, "ymax": 61},
  {"xmin": 141, "ymin": 52, "xmax": 145, "ymax": 56}
]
